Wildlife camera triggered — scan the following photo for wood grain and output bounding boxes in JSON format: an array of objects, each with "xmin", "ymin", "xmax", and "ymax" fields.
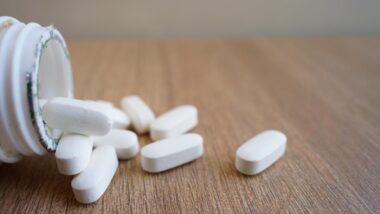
[{"xmin": 0, "ymin": 39, "xmax": 379, "ymax": 213}]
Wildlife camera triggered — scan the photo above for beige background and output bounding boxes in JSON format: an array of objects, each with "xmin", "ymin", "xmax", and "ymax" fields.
[{"xmin": 1, "ymin": 0, "xmax": 380, "ymax": 39}]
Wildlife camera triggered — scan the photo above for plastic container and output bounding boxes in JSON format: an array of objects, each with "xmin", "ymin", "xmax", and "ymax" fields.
[{"xmin": 0, "ymin": 16, "xmax": 73, "ymax": 163}]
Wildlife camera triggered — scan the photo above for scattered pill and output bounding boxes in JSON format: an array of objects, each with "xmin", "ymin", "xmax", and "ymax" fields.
[
  {"xmin": 55, "ymin": 134, "xmax": 93, "ymax": 175},
  {"xmin": 107, "ymin": 107, "xmax": 131, "ymax": 129},
  {"xmin": 121, "ymin": 95, "xmax": 155, "ymax": 134},
  {"xmin": 71, "ymin": 145, "xmax": 118, "ymax": 204},
  {"xmin": 93, "ymin": 129, "xmax": 139, "ymax": 159},
  {"xmin": 86, "ymin": 101, "xmax": 130, "ymax": 129},
  {"xmin": 235, "ymin": 130, "xmax": 287, "ymax": 175},
  {"xmin": 42, "ymin": 97, "xmax": 112, "ymax": 136},
  {"xmin": 141, "ymin": 133, "xmax": 203, "ymax": 173},
  {"xmin": 150, "ymin": 105, "xmax": 198, "ymax": 141}
]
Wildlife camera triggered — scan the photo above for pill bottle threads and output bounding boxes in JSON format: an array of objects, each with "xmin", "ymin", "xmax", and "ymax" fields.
[{"xmin": 0, "ymin": 17, "xmax": 74, "ymax": 162}]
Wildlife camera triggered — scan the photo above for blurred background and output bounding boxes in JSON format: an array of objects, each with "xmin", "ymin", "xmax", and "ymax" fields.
[{"xmin": 1, "ymin": 0, "xmax": 380, "ymax": 39}]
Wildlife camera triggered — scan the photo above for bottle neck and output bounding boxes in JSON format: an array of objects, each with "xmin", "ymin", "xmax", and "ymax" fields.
[{"xmin": 0, "ymin": 17, "xmax": 73, "ymax": 162}]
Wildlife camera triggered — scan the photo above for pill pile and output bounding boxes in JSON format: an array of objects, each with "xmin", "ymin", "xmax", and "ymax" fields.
[
  {"xmin": 40, "ymin": 95, "xmax": 203, "ymax": 204},
  {"xmin": 38, "ymin": 95, "xmax": 287, "ymax": 204},
  {"xmin": 0, "ymin": 16, "xmax": 289, "ymax": 205}
]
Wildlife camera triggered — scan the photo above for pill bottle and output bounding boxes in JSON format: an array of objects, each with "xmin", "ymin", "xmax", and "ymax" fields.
[{"xmin": 0, "ymin": 16, "xmax": 73, "ymax": 163}]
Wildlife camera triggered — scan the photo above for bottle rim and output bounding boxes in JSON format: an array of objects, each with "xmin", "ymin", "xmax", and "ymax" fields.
[
  {"xmin": 0, "ymin": 17, "xmax": 73, "ymax": 158},
  {"xmin": 28, "ymin": 25, "xmax": 74, "ymax": 152}
]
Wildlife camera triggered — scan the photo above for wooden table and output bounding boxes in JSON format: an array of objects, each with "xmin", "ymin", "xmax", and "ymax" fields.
[{"xmin": 0, "ymin": 39, "xmax": 379, "ymax": 213}]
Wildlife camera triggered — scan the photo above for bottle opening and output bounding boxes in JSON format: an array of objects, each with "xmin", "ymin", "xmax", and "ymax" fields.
[{"xmin": 34, "ymin": 27, "xmax": 73, "ymax": 151}]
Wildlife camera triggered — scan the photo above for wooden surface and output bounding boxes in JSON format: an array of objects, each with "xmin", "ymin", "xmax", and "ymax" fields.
[{"xmin": 1, "ymin": 39, "xmax": 380, "ymax": 213}]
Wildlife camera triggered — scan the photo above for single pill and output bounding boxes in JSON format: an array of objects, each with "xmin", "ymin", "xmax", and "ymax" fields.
[
  {"xmin": 55, "ymin": 134, "xmax": 93, "ymax": 175},
  {"xmin": 107, "ymin": 107, "xmax": 131, "ymax": 129},
  {"xmin": 86, "ymin": 101, "xmax": 130, "ymax": 129},
  {"xmin": 71, "ymin": 145, "xmax": 118, "ymax": 204},
  {"xmin": 141, "ymin": 133, "xmax": 203, "ymax": 173},
  {"xmin": 93, "ymin": 129, "xmax": 139, "ymax": 159},
  {"xmin": 42, "ymin": 97, "xmax": 112, "ymax": 136},
  {"xmin": 121, "ymin": 95, "xmax": 155, "ymax": 134},
  {"xmin": 150, "ymin": 105, "xmax": 198, "ymax": 141},
  {"xmin": 235, "ymin": 130, "xmax": 287, "ymax": 175}
]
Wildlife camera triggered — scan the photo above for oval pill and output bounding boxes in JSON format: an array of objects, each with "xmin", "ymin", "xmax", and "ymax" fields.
[
  {"xmin": 42, "ymin": 97, "xmax": 112, "ymax": 136},
  {"xmin": 71, "ymin": 145, "xmax": 118, "ymax": 204},
  {"xmin": 121, "ymin": 95, "xmax": 155, "ymax": 134},
  {"xmin": 93, "ymin": 129, "xmax": 139, "ymax": 159},
  {"xmin": 107, "ymin": 107, "xmax": 131, "ymax": 129},
  {"xmin": 86, "ymin": 101, "xmax": 130, "ymax": 129},
  {"xmin": 55, "ymin": 134, "xmax": 93, "ymax": 175},
  {"xmin": 141, "ymin": 133, "xmax": 203, "ymax": 173},
  {"xmin": 235, "ymin": 130, "xmax": 287, "ymax": 175},
  {"xmin": 150, "ymin": 105, "xmax": 198, "ymax": 141}
]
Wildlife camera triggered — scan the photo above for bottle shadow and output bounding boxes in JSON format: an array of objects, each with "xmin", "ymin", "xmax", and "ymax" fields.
[{"xmin": 0, "ymin": 153, "xmax": 75, "ymax": 211}]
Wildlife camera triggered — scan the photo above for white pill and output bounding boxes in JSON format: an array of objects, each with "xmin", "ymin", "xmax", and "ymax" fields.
[
  {"xmin": 235, "ymin": 130, "xmax": 287, "ymax": 175},
  {"xmin": 93, "ymin": 129, "xmax": 139, "ymax": 159},
  {"xmin": 42, "ymin": 97, "xmax": 112, "ymax": 136},
  {"xmin": 150, "ymin": 105, "xmax": 198, "ymax": 141},
  {"xmin": 71, "ymin": 145, "xmax": 118, "ymax": 204},
  {"xmin": 121, "ymin": 95, "xmax": 155, "ymax": 134},
  {"xmin": 86, "ymin": 101, "xmax": 130, "ymax": 129},
  {"xmin": 55, "ymin": 134, "xmax": 93, "ymax": 175},
  {"xmin": 141, "ymin": 133, "xmax": 203, "ymax": 173},
  {"xmin": 107, "ymin": 107, "xmax": 131, "ymax": 129}
]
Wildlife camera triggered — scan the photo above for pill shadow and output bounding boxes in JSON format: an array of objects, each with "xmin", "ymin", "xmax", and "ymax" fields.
[
  {"xmin": 218, "ymin": 158, "xmax": 262, "ymax": 178},
  {"xmin": 138, "ymin": 159, "xmax": 202, "ymax": 176}
]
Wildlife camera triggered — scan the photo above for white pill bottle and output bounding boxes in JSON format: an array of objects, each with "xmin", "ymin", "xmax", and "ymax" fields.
[{"xmin": 0, "ymin": 16, "xmax": 73, "ymax": 163}]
